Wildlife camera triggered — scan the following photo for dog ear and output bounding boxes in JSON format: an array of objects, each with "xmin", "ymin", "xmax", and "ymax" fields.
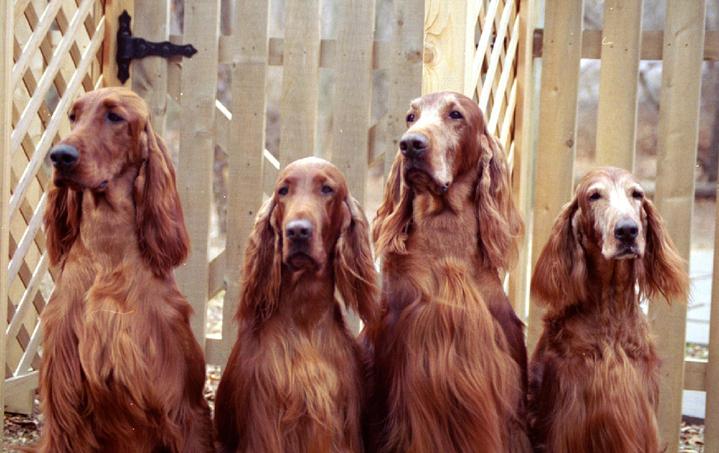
[
  {"xmin": 44, "ymin": 186, "xmax": 83, "ymax": 266},
  {"xmin": 372, "ymin": 153, "xmax": 413, "ymax": 257},
  {"xmin": 530, "ymin": 199, "xmax": 587, "ymax": 311},
  {"xmin": 134, "ymin": 121, "xmax": 190, "ymax": 276},
  {"xmin": 335, "ymin": 195, "xmax": 380, "ymax": 326},
  {"xmin": 637, "ymin": 198, "xmax": 689, "ymax": 303},
  {"xmin": 237, "ymin": 197, "xmax": 282, "ymax": 324},
  {"xmin": 474, "ymin": 132, "xmax": 524, "ymax": 271}
]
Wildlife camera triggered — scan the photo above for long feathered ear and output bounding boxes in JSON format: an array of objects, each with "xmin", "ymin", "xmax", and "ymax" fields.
[
  {"xmin": 134, "ymin": 121, "xmax": 190, "ymax": 277},
  {"xmin": 530, "ymin": 199, "xmax": 587, "ymax": 311},
  {"xmin": 237, "ymin": 198, "xmax": 282, "ymax": 324},
  {"xmin": 475, "ymin": 132, "xmax": 524, "ymax": 271},
  {"xmin": 637, "ymin": 198, "xmax": 689, "ymax": 303},
  {"xmin": 335, "ymin": 195, "xmax": 380, "ymax": 326},
  {"xmin": 372, "ymin": 153, "xmax": 413, "ymax": 257},
  {"xmin": 44, "ymin": 186, "xmax": 83, "ymax": 267}
]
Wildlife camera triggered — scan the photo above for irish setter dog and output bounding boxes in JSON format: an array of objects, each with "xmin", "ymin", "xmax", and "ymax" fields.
[
  {"xmin": 528, "ymin": 167, "xmax": 689, "ymax": 453},
  {"xmin": 39, "ymin": 88, "xmax": 213, "ymax": 452},
  {"xmin": 214, "ymin": 157, "xmax": 379, "ymax": 453},
  {"xmin": 368, "ymin": 91, "xmax": 531, "ymax": 453}
]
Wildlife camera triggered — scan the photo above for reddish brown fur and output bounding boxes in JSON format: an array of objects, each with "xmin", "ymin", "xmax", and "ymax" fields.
[
  {"xmin": 528, "ymin": 167, "xmax": 690, "ymax": 453},
  {"xmin": 39, "ymin": 87, "xmax": 213, "ymax": 452},
  {"xmin": 367, "ymin": 92, "xmax": 530, "ymax": 453},
  {"xmin": 214, "ymin": 157, "xmax": 379, "ymax": 453}
]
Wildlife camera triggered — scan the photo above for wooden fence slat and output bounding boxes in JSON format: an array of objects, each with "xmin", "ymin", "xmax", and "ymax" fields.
[
  {"xmin": 527, "ymin": 0, "xmax": 584, "ymax": 351},
  {"xmin": 332, "ymin": 0, "xmax": 375, "ymax": 204},
  {"xmin": 594, "ymin": 0, "xmax": 642, "ymax": 171},
  {"xmin": 648, "ymin": 1, "xmax": 706, "ymax": 451},
  {"xmin": 218, "ymin": 0, "xmax": 270, "ymax": 365},
  {"xmin": 102, "ymin": 0, "xmax": 134, "ymax": 86},
  {"xmin": 1, "ymin": 0, "xmax": 12, "ymax": 428},
  {"xmin": 384, "ymin": 0, "xmax": 425, "ymax": 176},
  {"xmin": 6, "ymin": 253, "xmax": 48, "ymax": 339},
  {"xmin": 706, "ymin": 167, "xmax": 719, "ymax": 451},
  {"xmin": 470, "ymin": 0, "xmax": 501, "ymax": 98},
  {"xmin": 487, "ymin": 13, "xmax": 519, "ymax": 135},
  {"xmin": 175, "ymin": 0, "xmax": 220, "ymax": 345},
  {"xmin": 131, "ymin": 0, "xmax": 170, "ymax": 135},
  {"xmin": 422, "ymin": 0, "xmax": 478, "ymax": 95},
  {"xmin": 279, "ymin": 0, "xmax": 320, "ymax": 166}
]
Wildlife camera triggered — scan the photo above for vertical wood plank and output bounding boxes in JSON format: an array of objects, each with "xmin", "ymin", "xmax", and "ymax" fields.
[
  {"xmin": 175, "ymin": 0, "xmax": 220, "ymax": 345},
  {"xmin": 0, "ymin": 0, "xmax": 13, "ymax": 427},
  {"xmin": 648, "ymin": 1, "xmax": 706, "ymax": 451},
  {"xmin": 219, "ymin": 0, "xmax": 270, "ymax": 365},
  {"xmin": 102, "ymin": 0, "xmax": 134, "ymax": 87},
  {"xmin": 385, "ymin": 0, "xmax": 425, "ymax": 176},
  {"xmin": 527, "ymin": 0, "xmax": 584, "ymax": 351},
  {"xmin": 705, "ymin": 166, "xmax": 719, "ymax": 452},
  {"xmin": 422, "ymin": 0, "xmax": 478, "ymax": 95},
  {"xmin": 594, "ymin": 0, "xmax": 642, "ymax": 171},
  {"xmin": 131, "ymin": 0, "xmax": 170, "ymax": 135},
  {"xmin": 508, "ymin": 0, "xmax": 537, "ymax": 317},
  {"xmin": 279, "ymin": 0, "xmax": 320, "ymax": 166},
  {"xmin": 332, "ymin": 0, "xmax": 375, "ymax": 204}
]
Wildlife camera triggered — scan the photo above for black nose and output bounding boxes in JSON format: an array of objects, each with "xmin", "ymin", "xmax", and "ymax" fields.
[
  {"xmin": 614, "ymin": 219, "xmax": 639, "ymax": 243},
  {"xmin": 399, "ymin": 132, "xmax": 429, "ymax": 159},
  {"xmin": 49, "ymin": 144, "xmax": 79, "ymax": 170},
  {"xmin": 286, "ymin": 219, "xmax": 313, "ymax": 241}
]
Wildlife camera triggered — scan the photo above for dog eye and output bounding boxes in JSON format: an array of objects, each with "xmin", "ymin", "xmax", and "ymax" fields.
[
  {"xmin": 68, "ymin": 112, "xmax": 76, "ymax": 122},
  {"xmin": 278, "ymin": 187, "xmax": 289, "ymax": 196},
  {"xmin": 321, "ymin": 185, "xmax": 334, "ymax": 195},
  {"xmin": 406, "ymin": 113, "xmax": 415, "ymax": 123},
  {"xmin": 589, "ymin": 192, "xmax": 602, "ymax": 201},
  {"xmin": 106, "ymin": 112, "xmax": 124, "ymax": 123},
  {"xmin": 449, "ymin": 110, "xmax": 463, "ymax": 120},
  {"xmin": 632, "ymin": 190, "xmax": 644, "ymax": 200}
]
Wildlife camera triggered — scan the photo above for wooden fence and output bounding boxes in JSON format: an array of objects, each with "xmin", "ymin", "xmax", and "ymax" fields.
[{"xmin": 2, "ymin": 1, "xmax": 717, "ymax": 452}]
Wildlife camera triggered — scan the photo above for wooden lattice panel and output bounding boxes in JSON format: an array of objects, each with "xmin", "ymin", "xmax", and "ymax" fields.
[{"xmin": 6, "ymin": 0, "xmax": 105, "ymax": 413}]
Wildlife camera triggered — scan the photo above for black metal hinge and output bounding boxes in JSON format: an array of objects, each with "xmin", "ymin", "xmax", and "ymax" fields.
[{"xmin": 116, "ymin": 10, "xmax": 197, "ymax": 84}]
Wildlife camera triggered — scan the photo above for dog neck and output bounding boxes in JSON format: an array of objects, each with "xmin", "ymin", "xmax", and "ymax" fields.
[
  {"xmin": 277, "ymin": 265, "xmax": 338, "ymax": 326},
  {"xmin": 77, "ymin": 167, "xmax": 142, "ymax": 271},
  {"xmin": 583, "ymin": 250, "xmax": 641, "ymax": 317}
]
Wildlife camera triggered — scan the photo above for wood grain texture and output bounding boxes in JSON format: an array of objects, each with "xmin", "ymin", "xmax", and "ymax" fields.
[
  {"xmin": 219, "ymin": 0, "xmax": 270, "ymax": 365},
  {"xmin": 594, "ymin": 0, "xmax": 642, "ymax": 171},
  {"xmin": 384, "ymin": 0, "xmax": 425, "ymax": 176},
  {"xmin": 131, "ymin": 0, "xmax": 170, "ymax": 134},
  {"xmin": 527, "ymin": 0, "xmax": 583, "ymax": 351},
  {"xmin": 175, "ymin": 0, "xmax": 220, "ymax": 345},
  {"xmin": 648, "ymin": 2, "xmax": 706, "ymax": 451},
  {"xmin": 279, "ymin": 0, "xmax": 320, "ymax": 166}
]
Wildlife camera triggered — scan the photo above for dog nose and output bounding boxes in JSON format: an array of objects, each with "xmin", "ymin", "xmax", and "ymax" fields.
[
  {"xmin": 614, "ymin": 219, "xmax": 639, "ymax": 242},
  {"xmin": 399, "ymin": 132, "xmax": 429, "ymax": 159},
  {"xmin": 286, "ymin": 219, "xmax": 313, "ymax": 241},
  {"xmin": 50, "ymin": 144, "xmax": 79, "ymax": 170}
]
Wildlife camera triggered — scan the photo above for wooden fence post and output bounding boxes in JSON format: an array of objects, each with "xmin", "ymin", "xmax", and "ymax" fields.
[
  {"xmin": 422, "ymin": 0, "xmax": 478, "ymax": 95},
  {"xmin": 706, "ymin": 172, "xmax": 719, "ymax": 452},
  {"xmin": 649, "ymin": 1, "xmax": 706, "ymax": 451},
  {"xmin": 279, "ymin": 0, "xmax": 321, "ymax": 166},
  {"xmin": 594, "ymin": 0, "xmax": 642, "ymax": 171},
  {"xmin": 527, "ymin": 0, "xmax": 584, "ymax": 351},
  {"xmin": 175, "ymin": 0, "xmax": 220, "ymax": 345},
  {"xmin": 385, "ymin": 0, "xmax": 425, "ymax": 177},
  {"xmin": 0, "ymin": 0, "xmax": 13, "ymax": 427},
  {"xmin": 508, "ymin": 0, "xmax": 538, "ymax": 318},
  {"xmin": 102, "ymin": 0, "xmax": 134, "ymax": 87},
  {"xmin": 131, "ymin": 0, "xmax": 170, "ymax": 135}
]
